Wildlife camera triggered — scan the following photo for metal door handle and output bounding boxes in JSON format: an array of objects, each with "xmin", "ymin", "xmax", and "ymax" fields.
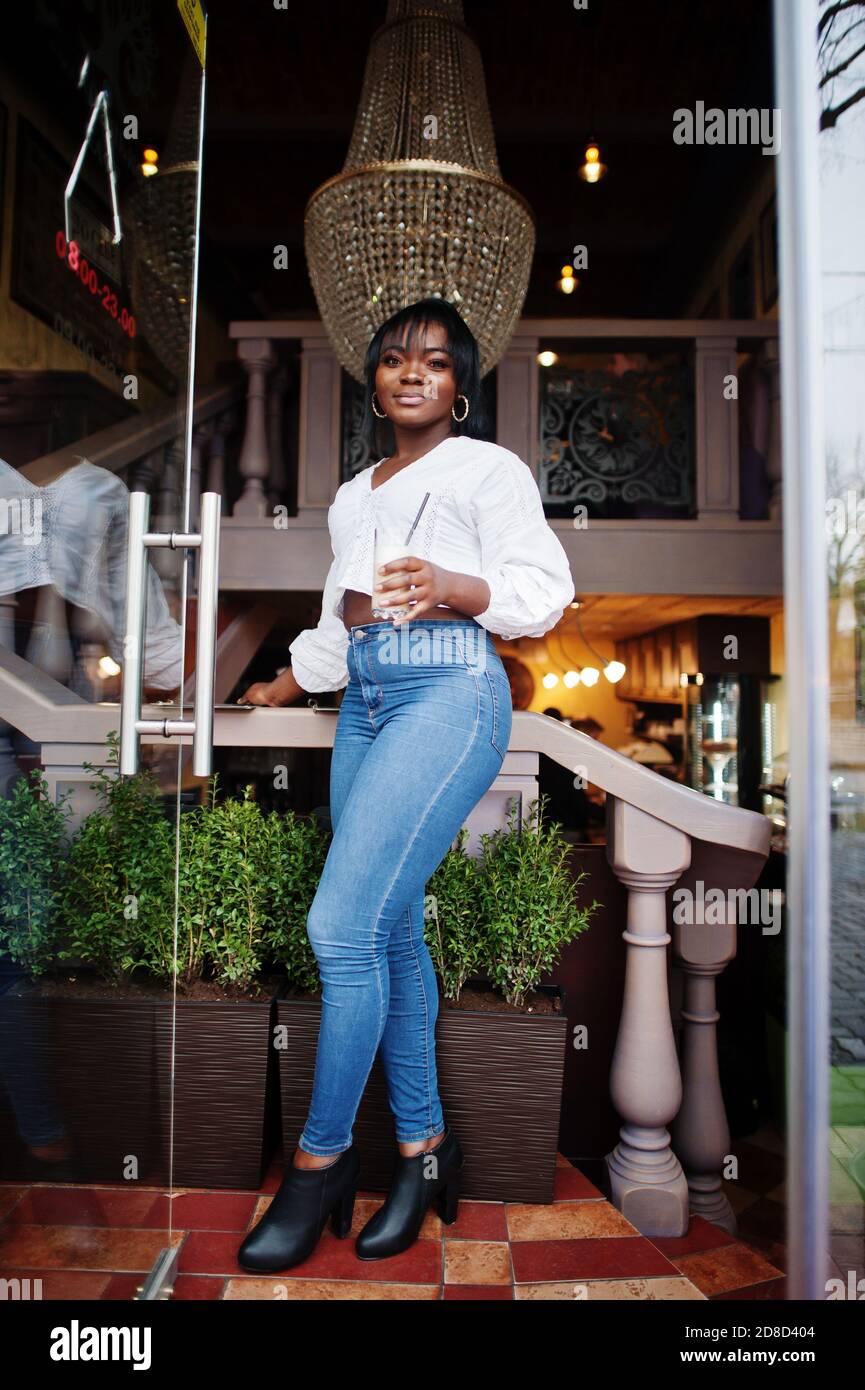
[{"xmin": 120, "ymin": 490, "xmax": 222, "ymax": 777}]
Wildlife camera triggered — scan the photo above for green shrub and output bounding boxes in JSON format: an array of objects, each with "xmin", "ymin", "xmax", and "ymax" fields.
[
  {"xmin": 262, "ymin": 809, "xmax": 329, "ymax": 992},
  {"xmin": 425, "ymin": 828, "xmax": 487, "ymax": 1001},
  {"xmin": 0, "ymin": 769, "xmax": 71, "ymax": 977},
  {"xmin": 476, "ymin": 796, "xmax": 597, "ymax": 1008},
  {"xmin": 55, "ymin": 732, "xmax": 175, "ymax": 986},
  {"xmin": 176, "ymin": 779, "xmax": 274, "ymax": 993}
]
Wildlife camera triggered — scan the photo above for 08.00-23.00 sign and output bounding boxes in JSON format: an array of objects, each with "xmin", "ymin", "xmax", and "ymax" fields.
[{"xmin": 55, "ymin": 230, "xmax": 137, "ymax": 338}]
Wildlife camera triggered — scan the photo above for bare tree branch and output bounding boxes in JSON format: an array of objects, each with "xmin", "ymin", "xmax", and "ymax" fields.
[
  {"xmin": 819, "ymin": 0, "xmax": 865, "ymax": 127},
  {"xmin": 818, "ymin": 0, "xmax": 864, "ymax": 38},
  {"xmin": 821, "ymin": 85, "xmax": 865, "ymax": 127},
  {"xmin": 820, "ymin": 37, "xmax": 865, "ymax": 83}
]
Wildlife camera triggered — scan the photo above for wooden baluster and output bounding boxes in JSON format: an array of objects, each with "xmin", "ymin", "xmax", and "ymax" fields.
[
  {"xmin": 189, "ymin": 423, "xmax": 211, "ymax": 532},
  {"xmin": 25, "ymin": 586, "xmax": 73, "ymax": 687},
  {"xmin": 235, "ymin": 337, "xmax": 275, "ymax": 516},
  {"xmin": 150, "ymin": 437, "xmax": 184, "ymax": 612},
  {"xmin": 671, "ymin": 956, "xmax": 736, "ymax": 1234},
  {"xmin": 132, "ymin": 446, "xmax": 165, "ymax": 495},
  {"xmin": 67, "ymin": 603, "xmax": 111, "ymax": 703},
  {"xmin": 605, "ymin": 796, "xmax": 691, "ymax": 1236},
  {"xmin": 267, "ymin": 363, "xmax": 289, "ymax": 511},
  {"xmin": 206, "ymin": 410, "xmax": 236, "ymax": 500},
  {"xmin": 669, "ymin": 858, "xmax": 740, "ymax": 1235},
  {"xmin": 695, "ymin": 335, "xmax": 740, "ymax": 520}
]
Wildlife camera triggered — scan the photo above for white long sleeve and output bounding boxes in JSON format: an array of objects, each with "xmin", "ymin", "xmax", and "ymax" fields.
[
  {"xmin": 287, "ymin": 511, "xmax": 350, "ymax": 692},
  {"xmin": 469, "ymin": 449, "xmax": 575, "ymax": 640}
]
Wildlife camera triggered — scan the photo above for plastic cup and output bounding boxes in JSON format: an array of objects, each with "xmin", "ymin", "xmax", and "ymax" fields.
[{"xmin": 372, "ymin": 527, "xmax": 413, "ymax": 619}]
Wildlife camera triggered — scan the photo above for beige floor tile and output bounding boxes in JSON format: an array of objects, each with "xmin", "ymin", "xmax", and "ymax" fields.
[
  {"xmin": 506, "ymin": 1202, "xmax": 636, "ymax": 1240},
  {"xmin": 225, "ymin": 1277, "xmax": 439, "ymax": 1299},
  {"xmin": 516, "ymin": 1276, "xmax": 706, "ymax": 1300},
  {"xmin": 444, "ymin": 1239, "xmax": 511, "ymax": 1285}
]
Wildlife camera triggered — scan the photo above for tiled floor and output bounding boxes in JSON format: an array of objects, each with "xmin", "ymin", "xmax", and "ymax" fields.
[
  {"xmin": 710, "ymin": 1118, "xmax": 865, "ymax": 1288},
  {"xmin": 0, "ymin": 1150, "xmax": 786, "ymax": 1301}
]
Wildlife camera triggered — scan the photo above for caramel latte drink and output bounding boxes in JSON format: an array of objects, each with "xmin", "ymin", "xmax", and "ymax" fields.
[{"xmin": 372, "ymin": 526, "xmax": 413, "ymax": 620}]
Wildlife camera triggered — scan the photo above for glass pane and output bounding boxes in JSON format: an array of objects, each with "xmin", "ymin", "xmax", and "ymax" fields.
[
  {"xmin": 817, "ymin": 6, "xmax": 865, "ymax": 1293},
  {"xmin": 0, "ymin": 3, "xmax": 205, "ymax": 1301}
]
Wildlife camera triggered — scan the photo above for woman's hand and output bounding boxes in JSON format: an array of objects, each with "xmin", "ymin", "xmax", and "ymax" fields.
[
  {"xmin": 238, "ymin": 680, "xmax": 283, "ymax": 706},
  {"xmin": 238, "ymin": 667, "xmax": 305, "ymax": 706},
  {"xmin": 375, "ymin": 556, "xmax": 453, "ymax": 625}
]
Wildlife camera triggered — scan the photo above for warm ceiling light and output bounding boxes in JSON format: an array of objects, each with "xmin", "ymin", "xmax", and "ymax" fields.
[
  {"xmin": 557, "ymin": 263, "xmax": 578, "ymax": 294},
  {"xmin": 141, "ymin": 146, "xmax": 159, "ymax": 177},
  {"xmin": 563, "ymin": 670, "xmax": 581, "ymax": 687},
  {"xmin": 537, "ymin": 350, "xmax": 559, "ymax": 367},
  {"xmin": 695, "ymin": 672, "xmax": 704, "ymax": 686},
  {"xmin": 542, "ymin": 672, "xmax": 560, "ymax": 689},
  {"xmin": 579, "ymin": 666, "xmax": 600, "ymax": 687},
  {"xmin": 578, "ymin": 140, "xmax": 607, "ymax": 183},
  {"xmin": 604, "ymin": 660, "xmax": 626, "ymax": 684}
]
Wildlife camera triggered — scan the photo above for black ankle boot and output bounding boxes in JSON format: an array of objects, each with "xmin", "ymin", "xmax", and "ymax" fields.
[
  {"xmin": 237, "ymin": 1145, "xmax": 361, "ymax": 1272},
  {"xmin": 354, "ymin": 1125, "xmax": 464, "ymax": 1261}
]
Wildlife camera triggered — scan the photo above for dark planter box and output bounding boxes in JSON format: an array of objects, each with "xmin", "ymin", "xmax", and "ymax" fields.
[
  {"xmin": 277, "ymin": 980, "xmax": 569, "ymax": 1203},
  {"xmin": 0, "ymin": 973, "xmax": 281, "ymax": 1190}
]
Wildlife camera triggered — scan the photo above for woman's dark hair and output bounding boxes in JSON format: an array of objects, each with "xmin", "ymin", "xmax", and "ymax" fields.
[{"xmin": 362, "ymin": 297, "xmax": 492, "ymax": 456}]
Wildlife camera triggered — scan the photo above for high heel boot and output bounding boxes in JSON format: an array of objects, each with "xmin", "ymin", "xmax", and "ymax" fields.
[
  {"xmin": 237, "ymin": 1144, "xmax": 361, "ymax": 1272},
  {"xmin": 355, "ymin": 1124, "xmax": 463, "ymax": 1261}
]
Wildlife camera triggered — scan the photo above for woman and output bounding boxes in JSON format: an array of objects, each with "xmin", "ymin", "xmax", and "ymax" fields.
[{"xmin": 236, "ymin": 298, "xmax": 574, "ymax": 1271}]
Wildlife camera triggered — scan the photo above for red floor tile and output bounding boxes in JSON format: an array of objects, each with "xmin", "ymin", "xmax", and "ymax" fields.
[
  {"xmin": 511, "ymin": 1236, "xmax": 678, "ymax": 1284},
  {"xmin": 648, "ymin": 1215, "xmax": 737, "ymax": 1258},
  {"xmin": 712, "ymin": 1276, "xmax": 787, "ymax": 1300},
  {"xmin": 9, "ymin": 1186, "xmax": 165, "ymax": 1228},
  {"xmin": 440, "ymin": 1200, "xmax": 509, "ymax": 1240},
  {"xmin": 553, "ymin": 1166, "xmax": 606, "ymax": 1201}
]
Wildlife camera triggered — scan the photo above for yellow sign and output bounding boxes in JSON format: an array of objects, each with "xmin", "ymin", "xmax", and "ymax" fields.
[{"xmin": 177, "ymin": 0, "xmax": 207, "ymax": 68}]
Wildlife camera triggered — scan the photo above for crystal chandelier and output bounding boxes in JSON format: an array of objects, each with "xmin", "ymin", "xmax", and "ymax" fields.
[{"xmin": 304, "ymin": 0, "xmax": 536, "ymax": 383}]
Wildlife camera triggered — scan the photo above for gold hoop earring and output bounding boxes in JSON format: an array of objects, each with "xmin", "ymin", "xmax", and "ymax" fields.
[
  {"xmin": 451, "ymin": 394, "xmax": 469, "ymax": 423},
  {"xmin": 371, "ymin": 392, "xmax": 387, "ymax": 420}
]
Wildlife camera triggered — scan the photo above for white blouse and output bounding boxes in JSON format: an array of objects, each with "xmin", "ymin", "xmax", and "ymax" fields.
[{"xmin": 288, "ymin": 434, "xmax": 575, "ymax": 692}]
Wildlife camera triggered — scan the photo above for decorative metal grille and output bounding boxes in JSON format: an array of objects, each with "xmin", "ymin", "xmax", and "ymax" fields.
[
  {"xmin": 341, "ymin": 372, "xmax": 380, "ymax": 480},
  {"xmin": 539, "ymin": 353, "xmax": 696, "ymax": 520}
]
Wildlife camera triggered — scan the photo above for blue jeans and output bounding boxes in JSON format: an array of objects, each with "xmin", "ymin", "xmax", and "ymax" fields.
[{"xmin": 298, "ymin": 618, "xmax": 512, "ymax": 1155}]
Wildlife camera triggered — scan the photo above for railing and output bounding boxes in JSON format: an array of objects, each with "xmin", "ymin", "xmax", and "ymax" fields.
[
  {"xmin": 224, "ymin": 317, "xmax": 783, "ymax": 599},
  {"xmin": 0, "ymin": 646, "xmax": 772, "ymax": 1239}
]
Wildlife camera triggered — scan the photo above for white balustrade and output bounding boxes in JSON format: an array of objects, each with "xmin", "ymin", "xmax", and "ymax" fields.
[{"xmin": 235, "ymin": 337, "xmax": 275, "ymax": 516}]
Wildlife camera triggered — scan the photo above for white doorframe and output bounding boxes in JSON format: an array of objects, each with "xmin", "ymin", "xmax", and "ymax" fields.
[{"xmin": 773, "ymin": 0, "xmax": 831, "ymax": 1300}]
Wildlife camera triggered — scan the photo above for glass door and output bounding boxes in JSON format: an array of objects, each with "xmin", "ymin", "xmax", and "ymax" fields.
[
  {"xmin": 774, "ymin": 0, "xmax": 865, "ymax": 1298},
  {"xmin": 0, "ymin": 2, "xmax": 208, "ymax": 1301}
]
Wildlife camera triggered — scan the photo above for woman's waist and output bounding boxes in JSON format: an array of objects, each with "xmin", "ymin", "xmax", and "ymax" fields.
[
  {"xmin": 346, "ymin": 617, "xmax": 503, "ymax": 674},
  {"xmin": 341, "ymin": 593, "xmax": 475, "ymax": 631}
]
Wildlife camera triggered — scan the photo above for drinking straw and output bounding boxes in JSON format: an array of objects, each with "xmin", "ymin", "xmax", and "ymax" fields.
[{"xmin": 404, "ymin": 491, "xmax": 431, "ymax": 546}]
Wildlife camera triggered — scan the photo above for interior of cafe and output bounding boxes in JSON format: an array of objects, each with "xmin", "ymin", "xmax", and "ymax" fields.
[{"xmin": 0, "ymin": 0, "xmax": 861, "ymax": 1311}]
